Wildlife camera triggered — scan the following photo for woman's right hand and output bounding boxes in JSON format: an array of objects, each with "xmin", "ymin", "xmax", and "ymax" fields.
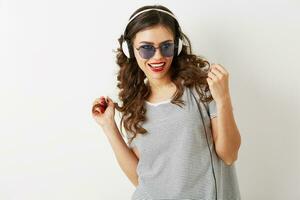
[{"xmin": 91, "ymin": 96, "xmax": 116, "ymax": 129}]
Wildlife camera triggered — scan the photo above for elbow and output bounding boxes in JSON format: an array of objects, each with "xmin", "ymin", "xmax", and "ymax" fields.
[
  {"xmin": 132, "ymin": 176, "xmax": 139, "ymax": 187},
  {"xmin": 219, "ymin": 136, "xmax": 241, "ymax": 166},
  {"xmin": 133, "ymin": 182, "xmax": 138, "ymax": 187},
  {"xmin": 223, "ymin": 156, "xmax": 237, "ymax": 166},
  {"xmin": 217, "ymin": 149, "xmax": 239, "ymax": 166}
]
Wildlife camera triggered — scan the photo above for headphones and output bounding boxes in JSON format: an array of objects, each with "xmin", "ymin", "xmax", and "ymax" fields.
[{"xmin": 121, "ymin": 8, "xmax": 183, "ymax": 59}]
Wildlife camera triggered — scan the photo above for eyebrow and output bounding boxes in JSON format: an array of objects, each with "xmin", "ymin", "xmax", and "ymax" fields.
[{"xmin": 139, "ymin": 40, "xmax": 173, "ymax": 44}]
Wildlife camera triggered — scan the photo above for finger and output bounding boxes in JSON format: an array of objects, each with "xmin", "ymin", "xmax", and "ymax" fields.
[
  {"xmin": 214, "ymin": 64, "xmax": 228, "ymax": 74},
  {"xmin": 93, "ymin": 107, "xmax": 101, "ymax": 113},
  {"xmin": 106, "ymin": 96, "xmax": 115, "ymax": 107},
  {"xmin": 209, "ymin": 63, "xmax": 218, "ymax": 70},
  {"xmin": 208, "ymin": 71, "xmax": 217, "ymax": 81},
  {"xmin": 211, "ymin": 68, "xmax": 223, "ymax": 79},
  {"xmin": 206, "ymin": 77, "xmax": 213, "ymax": 85},
  {"xmin": 92, "ymin": 104, "xmax": 102, "ymax": 114},
  {"xmin": 93, "ymin": 96, "xmax": 106, "ymax": 105},
  {"xmin": 92, "ymin": 99, "xmax": 100, "ymax": 106},
  {"xmin": 100, "ymin": 96, "xmax": 106, "ymax": 102},
  {"xmin": 93, "ymin": 99, "xmax": 102, "ymax": 106}
]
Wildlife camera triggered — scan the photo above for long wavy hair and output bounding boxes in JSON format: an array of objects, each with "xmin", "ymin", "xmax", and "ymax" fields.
[{"xmin": 114, "ymin": 5, "xmax": 213, "ymax": 146}]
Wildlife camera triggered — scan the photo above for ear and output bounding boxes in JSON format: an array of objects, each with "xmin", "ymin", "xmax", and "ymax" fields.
[
  {"xmin": 128, "ymin": 42, "xmax": 135, "ymax": 59},
  {"xmin": 122, "ymin": 39, "xmax": 131, "ymax": 58},
  {"xmin": 177, "ymin": 38, "xmax": 183, "ymax": 55}
]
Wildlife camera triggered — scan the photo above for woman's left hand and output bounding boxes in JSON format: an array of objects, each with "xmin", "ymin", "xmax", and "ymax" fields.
[{"xmin": 207, "ymin": 64, "xmax": 231, "ymax": 105}]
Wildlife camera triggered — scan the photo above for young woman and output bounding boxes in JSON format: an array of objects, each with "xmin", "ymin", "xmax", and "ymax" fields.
[{"xmin": 92, "ymin": 4, "xmax": 241, "ymax": 200}]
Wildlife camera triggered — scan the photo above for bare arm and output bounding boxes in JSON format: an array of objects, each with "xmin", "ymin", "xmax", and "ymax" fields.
[
  {"xmin": 212, "ymin": 98, "xmax": 241, "ymax": 165},
  {"xmin": 207, "ymin": 64, "xmax": 241, "ymax": 166},
  {"xmin": 102, "ymin": 121, "xmax": 139, "ymax": 187}
]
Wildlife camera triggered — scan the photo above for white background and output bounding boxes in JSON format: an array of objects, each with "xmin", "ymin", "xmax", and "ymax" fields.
[{"xmin": 0, "ymin": 0, "xmax": 299, "ymax": 199}]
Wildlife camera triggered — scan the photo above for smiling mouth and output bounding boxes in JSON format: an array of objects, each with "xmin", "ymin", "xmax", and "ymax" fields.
[
  {"xmin": 148, "ymin": 62, "xmax": 166, "ymax": 68},
  {"xmin": 148, "ymin": 62, "xmax": 166, "ymax": 72}
]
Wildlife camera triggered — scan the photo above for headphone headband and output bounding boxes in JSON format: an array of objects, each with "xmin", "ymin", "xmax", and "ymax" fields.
[
  {"xmin": 121, "ymin": 8, "xmax": 183, "ymax": 58},
  {"xmin": 127, "ymin": 8, "xmax": 178, "ymax": 26}
]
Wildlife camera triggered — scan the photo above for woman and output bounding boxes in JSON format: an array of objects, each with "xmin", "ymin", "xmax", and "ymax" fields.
[{"xmin": 92, "ymin": 4, "xmax": 241, "ymax": 200}]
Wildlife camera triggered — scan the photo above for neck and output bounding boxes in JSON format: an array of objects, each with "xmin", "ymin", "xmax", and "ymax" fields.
[{"xmin": 148, "ymin": 78, "xmax": 175, "ymax": 94}]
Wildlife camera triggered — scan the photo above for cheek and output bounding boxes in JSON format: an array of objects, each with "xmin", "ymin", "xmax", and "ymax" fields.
[
  {"xmin": 166, "ymin": 57, "xmax": 174, "ymax": 66},
  {"xmin": 134, "ymin": 51, "xmax": 147, "ymax": 66},
  {"xmin": 136, "ymin": 58, "xmax": 148, "ymax": 71},
  {"xmin": 133, "ymin": 49, "xmax": 139, "ymax": 59}
]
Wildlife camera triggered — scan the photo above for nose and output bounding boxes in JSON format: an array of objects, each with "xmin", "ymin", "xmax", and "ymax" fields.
[{"xmin": 152, "ymin": 47, "xmax": 163, "ymax": 59}]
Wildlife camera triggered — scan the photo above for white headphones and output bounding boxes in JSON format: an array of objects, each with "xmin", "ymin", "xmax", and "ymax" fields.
[{"xmin": 121, "ymin": 8, "xmax": 183, "ymax": 59}]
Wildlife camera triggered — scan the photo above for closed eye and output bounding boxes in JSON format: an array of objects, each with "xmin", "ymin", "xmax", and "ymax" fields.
[
  {"xmin": 140, "ymin": 45, "xmax": 154, "ymax": 50},
  {"xmin": 161, "ymin": 43, "xmax": 173, "ymax": 49}
]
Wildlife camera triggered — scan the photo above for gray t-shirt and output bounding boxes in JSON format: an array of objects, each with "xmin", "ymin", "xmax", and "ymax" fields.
[{"xmin": 127, "ymin": 85, "xmax": 241, "ymax": 200}]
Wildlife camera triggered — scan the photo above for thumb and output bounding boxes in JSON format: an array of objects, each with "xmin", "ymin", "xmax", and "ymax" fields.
[{"xmin": 106, "ymin": 96, "xmax": 114, "ymax": 107}]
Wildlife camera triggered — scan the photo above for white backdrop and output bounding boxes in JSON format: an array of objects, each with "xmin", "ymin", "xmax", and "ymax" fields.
[{"xmin": 0, "ymin": 0, "xmax": 299, "ymax": 199}]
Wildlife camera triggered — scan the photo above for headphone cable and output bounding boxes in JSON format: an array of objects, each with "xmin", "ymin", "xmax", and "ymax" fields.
[{"xmin": 190, "ymin": 89, "xmax": 218, "ymax": 200}]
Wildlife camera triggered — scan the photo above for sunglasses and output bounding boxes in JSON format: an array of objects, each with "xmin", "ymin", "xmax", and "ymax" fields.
[{"xmin": 135, "ymin": 42, "xmax": 175, "ymax": 59}]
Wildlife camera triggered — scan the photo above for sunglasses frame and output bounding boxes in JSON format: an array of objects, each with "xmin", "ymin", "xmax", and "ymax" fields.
[{"xmin": 135, "ymin": 42, "xmax": 176, "ymax": 59}]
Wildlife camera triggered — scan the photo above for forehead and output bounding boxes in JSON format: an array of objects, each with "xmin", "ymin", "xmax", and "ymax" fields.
[{"xmin": 133, "ymin": 25, "xmax": 174, "ymax": 45}]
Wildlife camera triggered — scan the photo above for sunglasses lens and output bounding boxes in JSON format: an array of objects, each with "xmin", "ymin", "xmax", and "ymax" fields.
[
  {"xmin": 161, "ymin": 43, "xmax": 175, "ymax": 57},
  {"xmin": 138, "ymin": 43, "xmax": 175, "ymax": 59},
  {"xmin": 139, "ymin": 45, "xmax": 155, "ymax": 59}
]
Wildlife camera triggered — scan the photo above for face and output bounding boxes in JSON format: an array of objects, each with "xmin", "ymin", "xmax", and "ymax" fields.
[{"xmin": 132, "ymin": 25, "xmax": 175, "ymax": 82}]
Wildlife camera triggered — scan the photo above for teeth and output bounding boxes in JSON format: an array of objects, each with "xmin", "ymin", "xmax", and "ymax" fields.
[{"xmin": 149, "ymin": 63, "xmax": 165, "ymax": 68}]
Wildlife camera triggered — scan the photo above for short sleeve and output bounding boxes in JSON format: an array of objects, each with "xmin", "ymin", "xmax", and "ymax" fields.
[
  {"xmin": 208, "ymin": 99, "xmax": 217, "ymax": 119},
  {"xmin": 204, "ymin": 89, "xmax": 217, "ymax": 119},
  {"xmin": 126, "ymin": 130, "xmax": 138, "ymax": 149},
  {"xmin": 128, "ymin": 138, "xmax": 137, "ymax": 149},
  {"xmin": 189, "ymin": 86, "xmax": 221, "ymax": 119},
  {"xmin": 205, "ymin": 90, "xmax": 234, "ymax": 119}
]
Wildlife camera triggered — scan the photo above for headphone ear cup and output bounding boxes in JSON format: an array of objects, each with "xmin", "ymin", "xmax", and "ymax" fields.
[
  {"xmin": 177, "ymin": 38, "xmax": 183, "ymax": 55},
  {"xmin": 122, "ymin": 40, "xmax": 130, "ymax": 58}
]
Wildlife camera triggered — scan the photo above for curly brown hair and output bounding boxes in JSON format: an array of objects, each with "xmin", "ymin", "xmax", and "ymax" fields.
[{"xmin": 113, "ymin": 5, "xmax": 214, "ymax": 146}]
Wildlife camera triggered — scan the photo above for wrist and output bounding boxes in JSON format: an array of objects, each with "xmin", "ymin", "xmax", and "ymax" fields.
[
  {"xmin": 102, "ymin": 120, "xmax": 117, "ymax": 131},
  {"xmin": 216, "ymin": 96, "xmax": 233, "ymax": 109}
]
